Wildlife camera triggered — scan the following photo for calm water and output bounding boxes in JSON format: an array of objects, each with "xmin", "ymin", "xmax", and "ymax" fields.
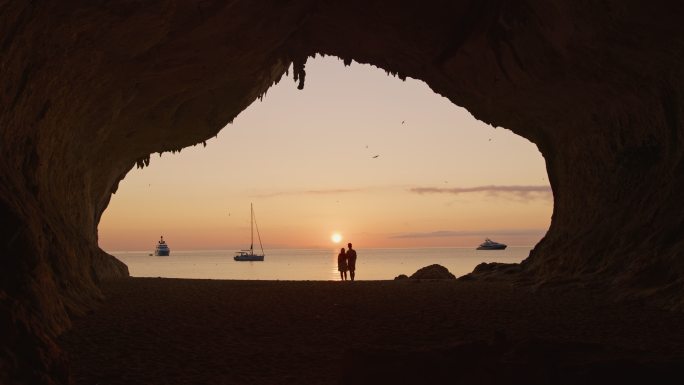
[{"xmin": 112, "ymin": 247, "xmax": 531, "ymax": 281}]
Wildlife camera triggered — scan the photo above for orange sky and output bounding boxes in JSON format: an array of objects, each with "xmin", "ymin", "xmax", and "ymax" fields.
[{"xmin": 98, "ymin": 57, "xmax": 552, "ymax": 251}]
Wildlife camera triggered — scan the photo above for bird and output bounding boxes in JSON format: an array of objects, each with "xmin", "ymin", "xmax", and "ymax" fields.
[
  {"xmin": 488, "ymin": 138, "xmax": 492, "ymax": 141},
  {"xmin": 372, "ymin": 155, "xmax": 379, "ymax": 158},
  {"xmin": 401, "ymin": 120, "xmax": 405, "ymax": 124}
]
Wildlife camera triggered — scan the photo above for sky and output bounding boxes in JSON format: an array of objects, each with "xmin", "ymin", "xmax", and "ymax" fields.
[{"xmin": 98, "ymin": 56, "xmax": 552, "ymax": 251}]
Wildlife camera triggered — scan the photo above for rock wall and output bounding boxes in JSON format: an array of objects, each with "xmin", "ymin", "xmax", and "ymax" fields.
[{"xmin": 2, "ymin": 0, "xmax": 684, "ymax": 383}]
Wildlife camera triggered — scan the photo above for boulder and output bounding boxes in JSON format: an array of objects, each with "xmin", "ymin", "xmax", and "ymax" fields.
[{"xmin": 410, "ymin": 265, "xmax": 456, "ymax": 280}]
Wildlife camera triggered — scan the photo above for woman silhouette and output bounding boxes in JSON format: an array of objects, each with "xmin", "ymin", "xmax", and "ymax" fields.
[{"xmin": 337, "ymin": 248, "xmax": 348, "ymax": 281}]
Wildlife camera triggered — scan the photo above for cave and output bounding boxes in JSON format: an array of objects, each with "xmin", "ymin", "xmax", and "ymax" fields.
[{"xmin": 2, "ymin": 1, "xmax": 684, "ymax": 384}]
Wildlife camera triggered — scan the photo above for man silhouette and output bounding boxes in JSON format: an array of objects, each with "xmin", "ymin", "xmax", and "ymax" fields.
[{"xmin": 346, "ymin": 243, "xmax": 357, "ymax": 281}]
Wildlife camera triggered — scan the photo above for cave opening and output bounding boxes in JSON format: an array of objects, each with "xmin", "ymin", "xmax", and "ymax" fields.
[{"xmin": 97, "ymin": 56, "xmax": 552, "ymax": 280}]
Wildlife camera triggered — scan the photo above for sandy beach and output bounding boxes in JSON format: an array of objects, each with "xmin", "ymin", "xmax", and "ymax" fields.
[{"xmin": 59, "ymin": 278, "xmax": 684, "ymax": 385}]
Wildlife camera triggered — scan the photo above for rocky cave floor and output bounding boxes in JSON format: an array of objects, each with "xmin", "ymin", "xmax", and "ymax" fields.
[{"xmin": 59, "ymin": 278, "xmax": 684, "ymax": 385}]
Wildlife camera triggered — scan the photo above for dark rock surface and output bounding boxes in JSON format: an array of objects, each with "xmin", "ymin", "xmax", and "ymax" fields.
[
  {"xmin": 394, "ymin": 274, "xmax": 409, "ymax": 280},
  {"xmin": 59, "ymin": 279, "xmax": 684, "ymax": 385},
  {"xmin": 2, "ymin": 1, "xmax": 684, "ymax": 383},
  {"xmin": 343, "ymin": 339, "xmax": 683, "ymax": 385},
  {"xmin": 410, "ymin": 265, "xmax": 457, "ymax": 280},
  {"xmin": 466, "ymin": 262, "xmax": 524, "ymax": 280}
]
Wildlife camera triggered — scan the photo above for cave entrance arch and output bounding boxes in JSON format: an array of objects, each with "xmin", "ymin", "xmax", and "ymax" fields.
[{"xmin": 98, "ymin": 56, "xmax": 552, "ymax": 280}]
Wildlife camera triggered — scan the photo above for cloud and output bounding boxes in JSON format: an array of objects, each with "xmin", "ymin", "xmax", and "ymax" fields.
[
  {"xmin": 409, "ymin": 185, "xmax": 552, "ymax": 201},
  {"xmin": 252, "ymin": 185, "xmax": 553, "ymax": 201},
  {"xmin": 252, "ymin": 188, "xmax": 364, "ymax": 198},
  {"xmin": 390, "ymin": 228, "xmax": 547, "ymax": 239}
]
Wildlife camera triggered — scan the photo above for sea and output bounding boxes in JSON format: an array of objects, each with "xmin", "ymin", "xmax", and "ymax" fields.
[{"xmin": 111, "ymin": 247, "xmax": 531, "ymax": 281}]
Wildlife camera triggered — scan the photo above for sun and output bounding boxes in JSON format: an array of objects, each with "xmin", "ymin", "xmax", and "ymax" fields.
[{"xmin": 331, "ymin": 233, "xmax": 342, "ymax": 243}]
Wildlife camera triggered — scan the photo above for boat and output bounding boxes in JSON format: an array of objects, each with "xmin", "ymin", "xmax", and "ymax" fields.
[
  {"xmin": 234, "ymin": 203, "xmax": 265, "ymax": 261},
  {"xmin": 154, "ymin": 236, "xmax": 171, "ymax": 256},
  {"xmin": 476, "ymin": 238, "xmax": 507, "ymax": 250}
]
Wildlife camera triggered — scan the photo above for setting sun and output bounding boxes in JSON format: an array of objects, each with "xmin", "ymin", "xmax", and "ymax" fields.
[{"xmin": 331, "ymin": 233, "xmax": 342, "ymax": 243}]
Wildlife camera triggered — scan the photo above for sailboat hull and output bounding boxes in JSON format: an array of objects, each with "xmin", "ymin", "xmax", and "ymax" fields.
[{"xmin": 234, "ymin": 254, "xmax": 264, "ymax": 261}]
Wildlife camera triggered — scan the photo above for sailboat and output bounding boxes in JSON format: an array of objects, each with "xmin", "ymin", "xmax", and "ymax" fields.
[{"xmin": 234, "ymin": 203, "xmax": 265, "ymax": 261}]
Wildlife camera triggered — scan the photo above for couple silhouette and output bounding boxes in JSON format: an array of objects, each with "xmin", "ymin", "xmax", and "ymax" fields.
[{"xmin": 337, "ymin": 243, "xmax": 357, "ymax": 281}]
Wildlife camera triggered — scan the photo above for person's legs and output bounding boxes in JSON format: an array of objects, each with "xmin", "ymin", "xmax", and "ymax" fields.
[
  {"xmin": 344, "ymin": 271, "xmax": 347, "ymax": 280},
  {"xmin": 340, "ymin": 271, "xmax": 344, "ymax": 280},
  {"xmin": 350, "ymin": 270, "xmax": 355, "ymax": 281}
]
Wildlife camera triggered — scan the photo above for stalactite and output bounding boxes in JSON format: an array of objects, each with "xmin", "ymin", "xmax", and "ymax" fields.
[
  {"xmin": 292, "ymin": 56, "xmax": 307, "ymax": 90},
  {"xmin": 135, "ymin": 155, "xmax": 150, "ymax": 169}
]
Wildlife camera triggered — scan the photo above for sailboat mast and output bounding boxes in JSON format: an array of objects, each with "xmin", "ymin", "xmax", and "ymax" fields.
[{"xmin": 250, "ymin": 203, "xmax": 254, "ymax": 252}]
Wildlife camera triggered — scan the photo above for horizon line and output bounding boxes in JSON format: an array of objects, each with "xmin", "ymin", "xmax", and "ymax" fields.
[{"xmin": 104, "ymin": 245, "xmax": 537, "ymax": 253}]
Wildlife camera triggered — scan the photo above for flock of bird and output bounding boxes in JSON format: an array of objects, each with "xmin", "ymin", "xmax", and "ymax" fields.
[
  {"xmin": 366, "ymin": 119, "xmax": 494, "ymax": 159},
  {"xmin": 366, "ymin": 120, "xmax": 407, "ymax": 159}
]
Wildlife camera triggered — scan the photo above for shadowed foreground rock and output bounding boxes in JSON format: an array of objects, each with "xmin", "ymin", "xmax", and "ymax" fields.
[
  {"xmin": 343, "ymin": 340, "xmax": 682, "ymax": 385},
  {"xmin": 2, "ymin": 1, "xmax": 684, "ymax": 384},
  {"xmin": 460, "ymin": 262, "xmax": 524, "ymax": 281},
  {"xmin": 59, "ymin": 279, "xmax": 684, "ymax": 385},
  {"xmin": 409, "ymin": 264, "xmax": 456, "ymax": 280}
]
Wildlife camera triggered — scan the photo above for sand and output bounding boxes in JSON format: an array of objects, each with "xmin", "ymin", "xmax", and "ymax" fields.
[{"xmin": 59, "ymin": 278, "xmax": 684, "ymax": 384}]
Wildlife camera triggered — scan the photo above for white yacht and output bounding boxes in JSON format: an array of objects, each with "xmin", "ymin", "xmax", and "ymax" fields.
[
  {"xmin": 476, "ymin": 238, "xmax": 507, "ymax": 250},
  {"xmin": 154, "ymin": 236, "xmax": 171, "ymax": 256}
]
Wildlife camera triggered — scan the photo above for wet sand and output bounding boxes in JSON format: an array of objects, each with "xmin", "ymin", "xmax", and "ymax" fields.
[{"xmin": 59, "ymin": 278, "xmax": 684, "ymax": 384}]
